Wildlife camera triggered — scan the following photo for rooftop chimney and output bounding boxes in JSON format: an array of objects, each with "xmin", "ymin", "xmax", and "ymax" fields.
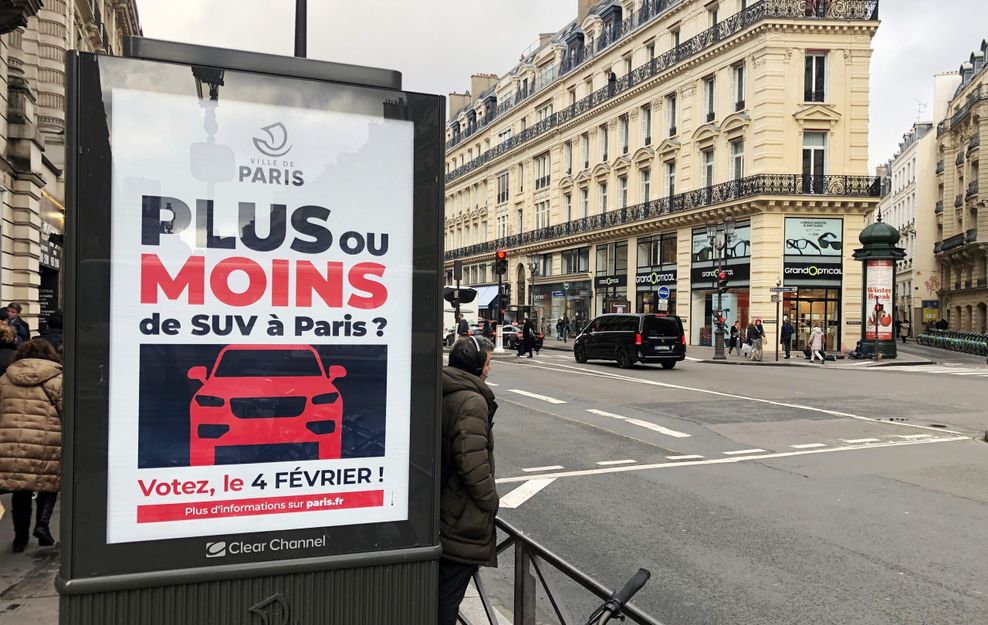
[
  {"xmin": 447, "ymin": 92, "xmax": 472, "ymax": 119},
  {"xmin": 578, "ymin": 0, "xmax": 595, "ymax": 23},
  {"xmin": 470, "ymin": 74, "xmax": 499, "ymax": 100}
]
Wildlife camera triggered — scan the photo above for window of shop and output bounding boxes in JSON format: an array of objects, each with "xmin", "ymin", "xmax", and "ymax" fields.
[
  {"xmin": 596, "ymin": 241, "xmax": 628, "ymax": 277},
  {"xmin": 595, "ymin": 241, "xmax": 629, "ymax": 315},
  {"xmin": 636, "ymin": 233, "xmax": 678, "ymax": 315},
  {"xmin": 784, "ymin": 289, "xmax": 840, "ymax": 351}
]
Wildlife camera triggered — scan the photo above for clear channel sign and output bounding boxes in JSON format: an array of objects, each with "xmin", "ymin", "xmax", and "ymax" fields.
[{"xmin": 62, "ymin": 40, "xmax": 442, "ymax": 624}]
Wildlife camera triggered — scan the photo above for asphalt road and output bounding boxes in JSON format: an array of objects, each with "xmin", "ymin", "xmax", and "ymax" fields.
[{"xmin": 477, "ymin": 350, "xmax": 988, "ymax": 625}]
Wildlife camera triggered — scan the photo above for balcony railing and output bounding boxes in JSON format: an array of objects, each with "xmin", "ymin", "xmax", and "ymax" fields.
[
  {"xmin": 969, "ymin": 135, "xmax": 981, "ymax": 152},
  {"xmin": 940, "ymin": 232, "xmax": 967, "ymax": 253},
  {"xmin": 936, "ymin": 160, "xmax": 944, "ymax": 175},
  {"xmin": 956, "ymin": 151, "xmax": 965, "ymax": 166},
  {"xmin": 934, "ymin": 241, "xmax": 943, "ymax": 253},
  {"xmin": 804, "ymin": 90, "xmax": 826, "ymax": 103},
  {"xmin": 445, "ymin": 173, "xmax": 882, "ymax": 260},
  {"xmin": 935, "ymin": 200, "xmax": 944, "ymax": 214},
  {"xmin": 967, "ymin": 181, "xmax": 979, "ymax": 197},
  {"xmin": 966, "ymin": 228, "xmax": 978, "ymax": 243},
  {"xmin": 955, "ymin": 194, "xmax": 964, "ymax": 208},
  {"xmin": 445, "ymin": 0, "xmax": 880, "ymax": 175}
]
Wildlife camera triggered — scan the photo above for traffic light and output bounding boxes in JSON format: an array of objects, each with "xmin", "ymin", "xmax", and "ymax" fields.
[
  {"xmin": 874, "ymin": 303, "xmax": 884, "ymax": 312},
  {"xmin": 495, "ymin": 249, "xmax": 508, "ymax": 275},
  {"xmin": 717, "ymin": 269, "xmax": 729, "ymax": 290}
]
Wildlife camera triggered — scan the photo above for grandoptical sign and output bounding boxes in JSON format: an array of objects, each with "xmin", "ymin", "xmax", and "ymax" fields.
[
  {"xmin": 783, "ymin": 262, "xmax": 843, "ymax": 280},
  {"xmin": 594, "ymin": 274, "xmax": 628, "ymax": 288},
  {"xmin": 635, "ymin": 269, "xmax": 678, "ymax": 288}
]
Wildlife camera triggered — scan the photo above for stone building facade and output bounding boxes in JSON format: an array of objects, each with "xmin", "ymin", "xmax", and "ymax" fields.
[
  {"xmin": 443, "ymin": 0, "xmax": 882, "ymax": 350},
  {"xmin": 0, "ymin": 0, "xmax": 140, "ymax": 329},
  {"xmin": 935, "ymin": 39, "xmax": 988, "ymax": 333}
]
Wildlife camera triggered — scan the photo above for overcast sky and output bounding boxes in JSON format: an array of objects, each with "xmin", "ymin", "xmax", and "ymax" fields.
[{"xmin": 137, "ymin": 0, "xmax": 988, "ymax": 171}]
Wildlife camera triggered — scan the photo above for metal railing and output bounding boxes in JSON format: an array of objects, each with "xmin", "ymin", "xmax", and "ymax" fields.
[
  {"xmin": 938, "ymin": 84, "xmax": 988, "ymax": 137},
  {"xmin": 935, "ymin": 200, "xmax": 944, "ymax": 214},
  {"xmin": 445, "ymin": 0, "xmax": 880, "ymax": 175},
  {"xmin": 936, "ymin": 160, "xmax": 944, "ymax": 175},
  {"xmin": 940, "ymin": 232, "xmax": 966, "ymax": 252},
  {"xmin": 966, "ymin": 228, "xmax": 978, "ymax": 243},
  {"xmin": 967, "ymin": 181, "xmax": 979, "ymax": 197},
  {"xmin": 445, "ymin": 173, "xmax": 882, "ymax": 260},
  {"xmin": 461, "ymin": 517, "xmax": 664, "ymax": 625}
]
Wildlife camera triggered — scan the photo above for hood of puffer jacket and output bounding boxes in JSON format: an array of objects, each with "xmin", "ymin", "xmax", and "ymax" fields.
[
  {"xmin": 442, "ymin": 366, "xmax": 495, "ymax": 404},
  {"xmin": 4, "ymin": 358, "xmax": 62, "ymax": 387}
]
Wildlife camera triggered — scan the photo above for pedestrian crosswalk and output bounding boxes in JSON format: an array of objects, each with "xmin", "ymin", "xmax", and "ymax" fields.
[{"xmin": 875, "ymin": 364, "xmax": 988, "ymax": 377}]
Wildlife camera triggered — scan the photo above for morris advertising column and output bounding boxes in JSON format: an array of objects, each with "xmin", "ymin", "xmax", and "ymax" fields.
[
  {"xmin": 61, "ymin": 40, "xmax": 443, "ymax": 624},
  {"xmin": 852, "ymin": 215, "xmax": 906, "ymax": 359}
]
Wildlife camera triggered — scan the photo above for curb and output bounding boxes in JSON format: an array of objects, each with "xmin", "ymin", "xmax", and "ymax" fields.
[
  {"xmin": 697, "ymin": 359, "xmax": 811, "ymax": 367},
  {"xmin": 867, "ymin": 359, "xmax": 937, "ymax": 368}
]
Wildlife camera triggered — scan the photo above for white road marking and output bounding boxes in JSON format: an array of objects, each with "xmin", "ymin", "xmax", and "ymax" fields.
[
  {"xmin": 499, "ymin": 478, "xmax": 556, "ymax": 508},
  {"xmin": 790, "ymin": 443, "xmax": 827, "ymax": 449},
  {"xmin": 486, "ymin": 382, "xmax": 499, "ymax": 387},
  {"xmin": 521, "ymin": 465, "xmax": 564, "ymax": 472},
  {"xmin": 506, "ymin": 360, "xmax": 963, "ymax": 435},
  {"xmin": 586, "ymin": 409, "xmax": 692, "ymax": 438},
  {"xmin": 723, "ymin": 448, "xmax": 767, "ymax": 455},
  {"xmin": 508, "ymin": 389, "xmax": 567, "ymax": 404},
  {"xmin": 843, "ymin": 438, "xmax": 881, "ymax": 444},
  {"xmin": 894, "ymin": 434, "xmax": 932, "ymax": 439},
  {"xmin": 496, "ymin": 436, "xmax": 970, "ymax": 484},
  {"xmin": 596, "ymin": 459, "xmax": 637, "ymax": 466},
  {"xmin": 666, "ymin": 454, "xmax": 705, "ymax": 460},
  {"xmin": 685, "ymin": 356, "xmax": 703, "ymax": 362}
]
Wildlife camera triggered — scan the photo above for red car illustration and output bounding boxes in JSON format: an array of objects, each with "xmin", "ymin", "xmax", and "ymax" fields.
[{"xmin": 187, "ymin": 345, "xmax": 347, "ymax": 466}]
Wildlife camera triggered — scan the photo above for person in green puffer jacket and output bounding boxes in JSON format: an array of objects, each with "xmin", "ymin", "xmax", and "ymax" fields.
[{"xmin": 438, "ymin": 335, "xmax": 497, "ymax": 625}]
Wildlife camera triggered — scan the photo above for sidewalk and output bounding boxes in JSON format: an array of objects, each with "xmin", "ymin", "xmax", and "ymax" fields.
[{"xmin": 0, "ymin": 495, "xmax": 59, "ymax": 624}]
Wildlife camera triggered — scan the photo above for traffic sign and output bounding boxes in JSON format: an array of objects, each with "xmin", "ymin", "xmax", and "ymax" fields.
[
  {"xmin": 770, "ymin": 286, "xmax": 798, "ymax": 293},
  {"xmin": 657, "ymin": 299, "xmax": 669, "ymax": 311},
  {"xmin": 657, "ymin": 286, "xmax": 670, "ymax": 300}
]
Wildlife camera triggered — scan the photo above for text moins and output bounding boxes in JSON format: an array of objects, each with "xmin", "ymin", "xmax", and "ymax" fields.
[
  {"xmin": 143, "ymin": 196, "xmax": 388, "ymax": 256},
  {"xmin": 141, "ymin": 255, "xmax": 387, "ymax": 309}
]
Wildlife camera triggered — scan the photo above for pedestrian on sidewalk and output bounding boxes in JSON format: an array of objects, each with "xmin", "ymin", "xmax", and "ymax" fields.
[
  {"xmin": 899, "ymin": 319, "xmax": 909, "ymax": 344},
  {"xmin": 749, "ymin": 319, "xmax": 766, "ymax": 361},
  {"xmin": 439, "ymin": 336, "xmax": 498, "ymax": 625},
  {"xmin": 728, "ymin": 321, "xmax": 741, "ymax": 355},
  {"xmin": 0, "ymin": 338, "xmax": 63, "ymax": 552},
  {"xmin": 781, "ymin": 317, "xmax": 795, "ymax": 359},
  {"xmin": 555, "ymin": 317, "xmax": 563, "ymax": 341},
  {"xmin": 456, "ymin": 313, "xmax": 469, "ymax": 338},
  {"xmin": 809, "ymin": 324, "xmax": 826, "ymax": 364},
  {"xmin": 562, "ymin": 315, "xmax": 571, "ymax": 344},
  {"xmin": 5, "ymin": 303, "xmax": 29, "ymax": 345}
]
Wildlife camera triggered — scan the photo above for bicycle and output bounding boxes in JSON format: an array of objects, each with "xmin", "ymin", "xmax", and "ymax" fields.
[{"xmin": 584, "ymin": 568, "xmax": 651, "ymax": 625}]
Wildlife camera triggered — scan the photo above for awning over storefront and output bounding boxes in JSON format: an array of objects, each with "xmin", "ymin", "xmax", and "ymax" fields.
[{"xmin": 473, "ymin": 285, "xmax": 500, "ymax": 309}]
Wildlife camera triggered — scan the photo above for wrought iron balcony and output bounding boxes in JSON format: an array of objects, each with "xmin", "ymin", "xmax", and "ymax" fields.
[
  {"xmin": 969, "ymin": 135, "xmax": 981, "ymax": 152},
  {"xmin": 978, "ymin": 277, "xmax": 987, "ymax": 288},
  {"xmin": 966, "ymin": 228, "xmax": 978, "ymax": 243},
  {"xmin": 444, "ymin": 173, "xmax": 883, "ymax": 260},
  {"xmin": 938, "ymin": 84, "xmax": 988, "ymax": 138},
  {"xmin": 735, "ymin": 99, "xmax": 746, "ymax": 112},
  {"xmin": 940, "ymin": 232, "xmax": 966, "ymax": 253},
  {"xmin": 956, "ymin": 152, "xmax": 965, "ymax": 166},
  {"xmin": 804, "ymin": 90, "xmax": 826, "ymax": 103},
  {"xmin": 936, "ymin": 160, "xmax": 944, "ymax": 175},
  {"xmin": 935, "ymin": 200, "xmax": 944, "ymax": 214},
  {"xmin": 934, "ymin": 241, "xmax": 943, "ymax": 254},
  {"xmin": 967, "ymin": 181, "xmax": 979, "ymax": 197},
  {"xmin": 445, "ymin": 0, "xmax": 880, "ymax": 169},
  {"xmin": 955, "ymin": 194, "xmax": 964, "ymax": 208}
]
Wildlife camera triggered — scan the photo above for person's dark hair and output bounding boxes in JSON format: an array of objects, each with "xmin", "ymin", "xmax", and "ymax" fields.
[
  {"xmin": 448, "ymin": 336, "xmax": 494, "ymax": 375},
  {"xmin": 6, "ymin": 302, "xmax": 21, "ymax": 313},
  {"xmin": 46, "ymin": 310, "xmax": 63, "ymax": 330},
  {"xmin": 13, "ymin": 338, "xmax": 61, "ymax": 364}
]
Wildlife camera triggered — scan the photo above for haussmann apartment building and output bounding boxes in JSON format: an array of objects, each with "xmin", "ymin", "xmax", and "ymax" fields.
[
  {"xmin": 443, "ymin": 0, "xmax": 882, "ymax": 351},
  {"xmin": 934, "ymin": 38, "xmax": 988, "ymax": 334}
]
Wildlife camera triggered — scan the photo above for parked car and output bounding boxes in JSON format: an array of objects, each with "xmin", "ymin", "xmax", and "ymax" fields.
[
  {"xmin": 186, "ymin": 345, "xmax": 347, "ymax": 465},
  {"xmin": 574, "ymin": 314, "xmax": 686, "ymax": 369}
]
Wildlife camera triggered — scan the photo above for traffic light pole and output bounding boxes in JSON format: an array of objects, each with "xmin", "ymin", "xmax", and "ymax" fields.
[{"xmin": 494, "ymin": 273, "xmax": 505, "ymax": 353}]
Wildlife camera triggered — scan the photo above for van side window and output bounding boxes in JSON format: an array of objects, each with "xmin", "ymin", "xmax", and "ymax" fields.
[{"xmin": 619, "ymin": 316, "xmax": 638, "ymax": 332}]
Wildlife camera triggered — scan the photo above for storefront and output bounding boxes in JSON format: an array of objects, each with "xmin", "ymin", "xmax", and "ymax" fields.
[
  {"xmin": 39, "ymin": 197, "xmax": 63, "ymax": 329},
  {"xmin": 594, "ymin": 240, "xmax": 629, "ymax": 315},
  {"xmin": 532, "ymin": 280, "xmax": 592, "ymax": 335},
  {"xmin": 635, "ymin": 233, "xmax": 678, "ymax": 315},
  {"xmin": 782, "ymin": 217, "xmax": 844, "ymax": 351},
  {"xmin": 690, "ymin": 223, "xmax": 751, "ymax": 346}
]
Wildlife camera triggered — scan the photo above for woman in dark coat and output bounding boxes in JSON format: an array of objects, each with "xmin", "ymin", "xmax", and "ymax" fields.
[{"xmin": 0, "ymin": 324, "xmax": 17, "ymax": 375}]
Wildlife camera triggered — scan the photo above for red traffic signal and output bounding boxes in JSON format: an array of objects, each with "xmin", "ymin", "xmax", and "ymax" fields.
[
  {"xmin": 496, "ymin": 249, "xmax": 507, "ymax": 261},
  {"xmin": 494, "ymin": 249, "xmax": 508, "ymax": 275},
  {"xmin": 718, "ymin": 271, "xmax": 728, "ymax": 280}
]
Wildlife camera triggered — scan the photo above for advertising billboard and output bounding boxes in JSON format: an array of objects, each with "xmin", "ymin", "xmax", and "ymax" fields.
[
  {"xmin": 64, "ymin": 50, "xmax": 441, "ymax": 582},
  {"xmin": 865, "ymin": 260, "xmax": 894, "ymax": 340},
  {"xmin": 784, "ymin": 217, "xmax": 843, "ymax": 257}
]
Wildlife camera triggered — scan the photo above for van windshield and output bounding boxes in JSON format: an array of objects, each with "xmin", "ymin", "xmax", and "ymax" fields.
[{"xmin": 643, "ymin": 316, "xmax": 681, "ymax": 337}]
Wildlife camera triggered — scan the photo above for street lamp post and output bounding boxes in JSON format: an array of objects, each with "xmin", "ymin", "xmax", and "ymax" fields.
[
  {"xmin": 706, "ymin": 216, "xmax": 736, "ymax": 360},
  {"xmin": 528, "ymin": 259, "xmax": 539, "ymax": 329}
]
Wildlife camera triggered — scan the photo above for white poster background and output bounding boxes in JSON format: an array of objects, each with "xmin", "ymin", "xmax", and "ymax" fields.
[
  {"xmin": 107, "ymin": 88, "xmax": 414, "ymax": 543},
  {"xmin": 865, "ymin": 260, "xmax": 894, "ymax": 340}
]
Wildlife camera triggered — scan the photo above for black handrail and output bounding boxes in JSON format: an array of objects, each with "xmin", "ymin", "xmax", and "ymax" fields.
[
  {"xmin": 445, "ymin": 173, "xmax": 883, "ymax": 261},
  {"xmin": 461, "ymin": 517, "xmax": 665, "ymax": 625},
  {"xmin": 446, "ymin": 0, "xmax": 880, "ymax": 174}
]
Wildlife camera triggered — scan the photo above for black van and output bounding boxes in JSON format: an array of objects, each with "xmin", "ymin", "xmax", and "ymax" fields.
[{"xmin": 573, "ymin": 314, "xmax": 686, "ymax": 369}]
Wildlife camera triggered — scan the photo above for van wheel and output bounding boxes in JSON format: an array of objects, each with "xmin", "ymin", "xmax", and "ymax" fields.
[
  {"xmin": 616, "ymin": 348, "xmax": 633, "ymax": 369},
  {"xmin": 574, "ymin": 346, "xmax": 588, "ymax": 363},
  {"xmin": 661, "ymin": 361, "xmax": 676, "ymax": 370}
]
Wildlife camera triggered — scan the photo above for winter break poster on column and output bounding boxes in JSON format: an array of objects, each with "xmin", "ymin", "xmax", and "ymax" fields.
[{"xmin": 106, "ymin": 88, "xmax": 414, "ymax": 543}]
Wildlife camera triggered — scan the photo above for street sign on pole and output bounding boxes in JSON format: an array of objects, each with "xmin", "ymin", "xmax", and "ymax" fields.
[
  {"xmin": 770, "ymin": 286, "xmax": 799, "ymax": 293},
  {"xmin": 657, "ymin": 285, "xmax": 670, "ymax": 300}
]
